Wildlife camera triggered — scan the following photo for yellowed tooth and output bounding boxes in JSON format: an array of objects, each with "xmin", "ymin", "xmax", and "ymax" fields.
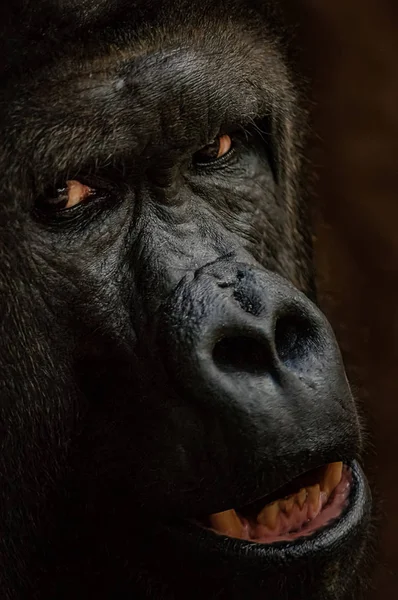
[
  {"xmin": 307, "ymin": 484, "xmax": 321, "ymax": 512},
  {"xmin": 321, "ymin": 462, "xmax": 343, "ymax": 496},
  {"xmin": 296, "ymin": 488, "xmax": 307, "ymax": 509},
  {"xmin": 257, "ymin": 501, "xmax": 279, "ymax": 529},
  {"xmin": 209, "ymin": 509, "xmax": 243, "ymax": 538},
  {"xmin": 283, "ymin": 495, "xmax": 295, "ymax": 515}
]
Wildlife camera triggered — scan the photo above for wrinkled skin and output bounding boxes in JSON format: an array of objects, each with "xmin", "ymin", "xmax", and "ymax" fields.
[{"xmin": 0, "ymin": 1, "xmax": 372, "ymax": 599}]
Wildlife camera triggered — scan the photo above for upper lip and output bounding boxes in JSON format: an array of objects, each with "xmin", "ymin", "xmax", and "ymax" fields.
[{"xmin": 179, "ymin": 450, "xmax": 354, "ymax": 520}]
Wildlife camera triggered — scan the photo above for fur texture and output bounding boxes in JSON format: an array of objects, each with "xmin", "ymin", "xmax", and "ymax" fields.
[{"xmin": 0, "ymin": 2, "xmax": 373, "ymax": 598}]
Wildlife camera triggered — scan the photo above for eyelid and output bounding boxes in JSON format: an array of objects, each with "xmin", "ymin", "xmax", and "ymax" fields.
[
  {"xmin": 193, "ymin": 142, "xmax": 236, "ymax": 170},
  {"xmin": 46, "ymin": 161, "xmax": 127, "ymax": 191}
]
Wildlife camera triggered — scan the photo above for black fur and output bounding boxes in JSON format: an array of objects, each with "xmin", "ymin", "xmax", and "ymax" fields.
[{"xmin": 0, "ymin": 2, "xmax": 372, "ymax": 599}]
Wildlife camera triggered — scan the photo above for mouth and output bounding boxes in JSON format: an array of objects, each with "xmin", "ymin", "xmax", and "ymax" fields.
[
  {"xmin": 134, "ymin": 458, "xmax": 371, "ymax": 598},
  {"xmin": 194, "ymin": 461, "xmax": 355, "ymax": 544}
]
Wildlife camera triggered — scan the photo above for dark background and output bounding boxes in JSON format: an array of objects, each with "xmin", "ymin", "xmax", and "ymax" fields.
[{"xmin": 293, "ymin": 0, "xmax": 398, "ymax": 597}]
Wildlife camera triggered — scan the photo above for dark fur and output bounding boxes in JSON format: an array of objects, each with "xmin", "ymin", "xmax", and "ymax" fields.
[{"xmin": 0, "ymin": 2, "xmax": 372, "ymax": 599}]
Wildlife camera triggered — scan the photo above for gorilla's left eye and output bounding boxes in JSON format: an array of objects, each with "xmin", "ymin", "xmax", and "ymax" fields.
[
  {"xmin": 193, "ymin": 134, "xmax": 233, "ymax": 165},
  {"xmin": 40, "ymin": 180, "xmax": 96, "ymax": 212}
]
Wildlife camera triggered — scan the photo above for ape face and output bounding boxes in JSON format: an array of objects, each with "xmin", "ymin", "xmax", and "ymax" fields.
[{"xmin": 0, "ymin": 1, "xmax": 372, "ymax": 599}]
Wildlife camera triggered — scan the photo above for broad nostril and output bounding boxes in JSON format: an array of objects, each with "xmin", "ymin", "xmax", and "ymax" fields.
[
  {"xmin": 212, "ymin": 335, "xmax": 271, "ymax": 375},
  {"xmin": 274, "ymin": 311, "xmax": 319, "ymax": 367}
]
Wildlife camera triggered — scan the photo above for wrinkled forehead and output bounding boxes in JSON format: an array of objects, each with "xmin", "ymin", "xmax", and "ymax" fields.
[
  {"xmin": 4, "ymin": 1, "xmax": 293, "ymax": 127},
  {"xmin": 2, "ymin": 8, "xmax": 293, "ymax": 137},
  {"xmin": 1, "ymin": 0, "xmax": 285, "ymax": 79},
  {"xmin": 0, "ymin": 1, "xmax": 299, "ymax": 198}
]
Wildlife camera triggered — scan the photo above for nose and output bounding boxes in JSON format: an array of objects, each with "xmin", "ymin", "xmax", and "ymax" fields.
[
  {"xmin": 159, "ymin": 260, "xmax": 334, "ymax": 376},
  {"xmin": 156, "ymin": 260, "xmax": 353, "ymax": 444},
  {"xmin": 210, "ymin": 271, "xmax": 319, "ymax": 379}
]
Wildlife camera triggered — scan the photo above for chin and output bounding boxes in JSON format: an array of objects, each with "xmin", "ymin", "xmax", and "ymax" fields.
[{"xmin": 89, "ymin": 461, "xmax": 371, "ymax": 600}]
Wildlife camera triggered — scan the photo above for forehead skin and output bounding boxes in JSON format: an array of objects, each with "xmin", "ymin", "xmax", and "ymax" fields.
[{"xmin": 1, "ymin": 18, "xmax": 293, "ymax": 189}]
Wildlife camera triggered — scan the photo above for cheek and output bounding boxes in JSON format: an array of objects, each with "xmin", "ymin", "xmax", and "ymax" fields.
[
  {"xmin": 30, "ymin": 229, "xmax": 132, "ymax": 344},
  {"xmin": 204, "ymin": 181, "xmax": 287, "ymax": 270}
]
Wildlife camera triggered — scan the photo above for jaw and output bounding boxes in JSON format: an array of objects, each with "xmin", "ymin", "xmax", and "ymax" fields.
[
  {"xmin": 61, "ymin": 377, "xmax": 373, "ymax": 600},
  {"xmin": 122, "ymin": 461, "xmax": 372, "ymax": 600},
  {"xmin": 49, "ymin": 459, "xmax": 372, "ymax": 600},
  {"xmin": 66, "ymin": 352, "xmax": 372, "ymax": 599}
]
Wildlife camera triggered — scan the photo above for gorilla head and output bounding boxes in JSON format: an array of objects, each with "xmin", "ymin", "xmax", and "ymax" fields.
[{"xmin": 0, "ymin": 1, "xmax": 372, "ymax": 599}]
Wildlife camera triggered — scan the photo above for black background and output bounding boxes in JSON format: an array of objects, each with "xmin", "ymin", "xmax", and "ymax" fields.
[{"xmin": 292, "ymin": 0, "xmax": 398, "ymax": 596}]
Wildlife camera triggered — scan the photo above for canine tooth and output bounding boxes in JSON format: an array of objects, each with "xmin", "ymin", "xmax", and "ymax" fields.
[
  {"xmin": 209, "ymin": 510, "xmax": 243, "ymax": 538},
  {"xmin": 283, "ymin": 495, "xmax": 295, "ymax": 514},
  {"xmin": 307, "ymin": 484, "xmax": 320, "ymax": 511},
  {"xmin": 296, "ymin": 488, "xmax": 307, "ymax": 509},
  {"xmin": 321, "ymin": 462, "xmax": 343, "ymax": 496},
  {"xmin": 257, "ymin": 501, "xmax": 279, "ymax": 529}
]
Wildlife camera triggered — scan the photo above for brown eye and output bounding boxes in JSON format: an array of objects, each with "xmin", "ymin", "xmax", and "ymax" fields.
[
  {"xmin": 193, "ymin": 134, "xmax": 232, "ymax": 164},
  {"xmin": 45, "ymin": 180, "xmax": 95, "ymax": 211}
]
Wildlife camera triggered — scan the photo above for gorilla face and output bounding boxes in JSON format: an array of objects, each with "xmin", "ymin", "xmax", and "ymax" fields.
[{"xmin": 0, "ymin": 1, "xmax": 372, "ymax": 599}]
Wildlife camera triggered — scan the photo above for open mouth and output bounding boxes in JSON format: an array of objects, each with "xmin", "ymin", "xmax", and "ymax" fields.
[{"xmin": 197, "ymin": 462, "xmax": 351, "ymax": 544}]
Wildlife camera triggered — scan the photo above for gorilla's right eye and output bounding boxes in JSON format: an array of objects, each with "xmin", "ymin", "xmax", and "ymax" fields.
[{"xmin": 39, "ymin": 179, "xmax": 97, "ymax": 212}]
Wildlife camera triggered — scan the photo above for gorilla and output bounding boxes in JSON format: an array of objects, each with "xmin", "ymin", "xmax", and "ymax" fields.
[{"xmin": 0, "ymin": 1, "xmax": 373, "ymax": 599}]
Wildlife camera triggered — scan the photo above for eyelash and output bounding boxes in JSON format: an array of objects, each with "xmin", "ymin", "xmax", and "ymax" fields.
[
  {"xmin": 193, "ymin": 145, "xmax": 237, "ymax": 170},
  {"xmin": 34, "ymin": 179, "xmax": 111, "ymax": 221},
  {"xmin": 193, "ymin": 126, "xmax": 263, "ymax": 172}
]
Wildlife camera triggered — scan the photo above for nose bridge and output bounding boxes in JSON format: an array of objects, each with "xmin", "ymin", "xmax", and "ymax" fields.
[
  {"xmin": 188, "ymin": 260, "xmax": 314, "ymax": 339},
  {"xmin": 175, "ymin": 262, "xmax": 279, "ymax": 342}
]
